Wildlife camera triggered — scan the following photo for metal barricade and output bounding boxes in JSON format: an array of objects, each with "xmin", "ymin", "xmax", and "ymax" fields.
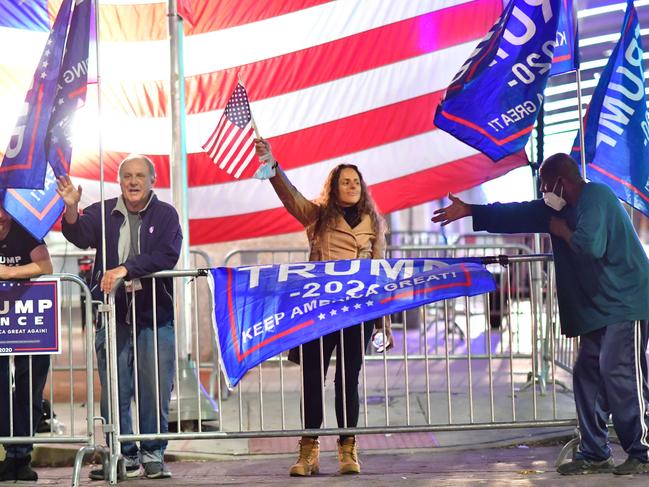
[
  {"xmin": 95, "ymin": 251, "xmax": 577, "ymax": 484},
  {"xmin": 455, "ymin": 232, "xmax": 551, "ymax": 249},
  {"xmin": 387, "ymin": 230, "xmax": 448, "ymax": 246},
  {"xmin": 223, "ymin": 244, "xmax": 535, "ymax": 363},
  {"xmin": 50, "ymin": 249, "xmax": 221, "ymax": 406},
  {"xmin": 221, "ymin": 245, "xmax": 570, "ymax": 393},
  {"xmin": 102, "ymin": 269, "xmax": 219, "ymax": 484},
  {"xmin": 0, "ymin": 274, "xmax": 98, "ymax": 487}
]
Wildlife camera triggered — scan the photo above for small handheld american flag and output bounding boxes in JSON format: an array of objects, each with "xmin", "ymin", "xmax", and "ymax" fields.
[{"xmin": 202, "ymin": 82, "xmax": 257, "ymax": 180}]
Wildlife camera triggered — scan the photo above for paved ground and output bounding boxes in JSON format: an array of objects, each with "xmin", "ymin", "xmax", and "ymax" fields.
[
  {"xmin": 28, "ymin": 443, "xmax": 649, "ymax": 486},
  {"xmin": 8, "ymin": 301, "xmax": 592, "ymax": 485}
]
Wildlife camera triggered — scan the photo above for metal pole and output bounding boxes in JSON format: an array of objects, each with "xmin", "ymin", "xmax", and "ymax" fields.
[
  {"xmin": 576, "ymin": 69, "xmax": 587, "ymax": 179},
  {"xmin": 168, "ymin": 0, "xmax": 218, "ymax": 425},
  {"xmin": 536, "ymin": 102, "xmax": 544, "ymax": 168},
  {"xmin": 92, "ymin": 0, "xmax": 106, "ymax": 282},
  {"xmin": 168, "ymin": 0, "xmax": 191, "ymax": 356},
  {"xmin": 92, "ymin": 1, "xmax": 119, "ymax": 482}
]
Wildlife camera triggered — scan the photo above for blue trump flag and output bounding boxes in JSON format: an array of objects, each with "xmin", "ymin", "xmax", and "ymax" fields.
[
  {"xmin": 571, "ymin": 0, "xmax": 649, "ymax": 215},
  {"xmin": 434, "ymin": 0, "xmax": 562, "ymax": 161},
  {"xmin": 0, "ymin": 0, "xmax": 74, "ymax": 189},
  {"xmin": 46, "ymin": 0, "xmax": 92, "ymax": 178},
  {"xmin": 4, "ymin": 165, "xmax": 63, "ymax": 240},
  {"xmin": 550, "ymin": 0, "xmax": 579, "ymax": 75},
  {"xmin": 4, "ymin": 0, "xmax": 92, "ymax": 240},
  {"xmin": 209, "ymin": 258, "xmax": 496, "ymax": 387}
]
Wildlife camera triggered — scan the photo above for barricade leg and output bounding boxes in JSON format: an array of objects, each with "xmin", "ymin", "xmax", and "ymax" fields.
[
  {"xmin": 100, "ymin": 301, "xmax": 123, "ymax": 485},
  {"xmin": 555, "ymin": 432, "xmax": 580, "ymax": 467},
  {"xmin": 72, "ymin": 445, "xmax": 104, "ymax": 487}
]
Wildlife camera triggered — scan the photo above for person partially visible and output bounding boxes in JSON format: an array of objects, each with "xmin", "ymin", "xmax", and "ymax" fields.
[
  {"xmin": 0, "ymin": 205, "xmax": 53, "ymax": 482},
  {"xmin": 432, "ymin": 153, "xmax": 649, "ymax": 476},
  {"xmin": 57, "ymin": 155, "xmax": 182, "ymax": 480},
  {"xmin": 256, "ymin": 139, "xmax": 393, "ymax": 476}
]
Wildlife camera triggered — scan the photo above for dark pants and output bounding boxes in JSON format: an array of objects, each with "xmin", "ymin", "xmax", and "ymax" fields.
[
  {"xmin": 0, "ymin": 355, "xmax": 50, "ymax": 458},
  {"xmin": 574, "ymin": 320, "xmax": 649, "ymax": 462},
  {"xmin": 301, "ymin": 323, "xmax": 373, "ymax": 440}
]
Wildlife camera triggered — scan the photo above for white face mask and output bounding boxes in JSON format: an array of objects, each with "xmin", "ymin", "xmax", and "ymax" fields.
[{"xmin": 543, "ymin": 180, "xmax": 567, "ymax": 211}]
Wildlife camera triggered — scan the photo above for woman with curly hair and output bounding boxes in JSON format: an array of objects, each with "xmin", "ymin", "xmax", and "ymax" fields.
[{"xmin": 255, "ymin": 139, "xmax": 393, "ymax": 477}]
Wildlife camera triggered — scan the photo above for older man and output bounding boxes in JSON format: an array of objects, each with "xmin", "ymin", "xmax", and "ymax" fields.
[
  {"xmin": 57, "ymin": 155, "xmax": 182, "ymax": 480},
  {"xmin": 432, "ymin": 153, "xmax": 649, "ymax": 476},
  {"xmin": 0, "ymin": 204, "xmax": 53, "ymax": 482}
]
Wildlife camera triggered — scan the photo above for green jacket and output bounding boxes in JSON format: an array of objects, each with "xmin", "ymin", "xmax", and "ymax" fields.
[{"xmin": 471, "ymin": 182, "xmax": 649, "ymax": 337}]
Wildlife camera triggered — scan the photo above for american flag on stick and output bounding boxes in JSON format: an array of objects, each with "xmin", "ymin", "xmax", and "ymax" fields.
[{"xmin": 202, "ymin": 82, "xmax": 257, "ymax": 180}]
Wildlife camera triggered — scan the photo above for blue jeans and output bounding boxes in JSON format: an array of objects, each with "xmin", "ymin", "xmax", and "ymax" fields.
[
  {"xmin": 95, "ymin": 320, "xmax": 176, "ymax": 465},
  {"xmin": 0, "ymin": 355, "xmax": 50, "ymax": 458}
]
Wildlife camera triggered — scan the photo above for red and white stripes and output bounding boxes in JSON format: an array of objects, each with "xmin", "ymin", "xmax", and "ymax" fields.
[{"xmin": 0, "ymin": 0, "xmax": 527, "ymax": 244}]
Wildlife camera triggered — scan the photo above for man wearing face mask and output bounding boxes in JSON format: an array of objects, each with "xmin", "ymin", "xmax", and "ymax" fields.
[{"xmin": 432, "ymin": 153, "xmax": 649, "ymax": 476}]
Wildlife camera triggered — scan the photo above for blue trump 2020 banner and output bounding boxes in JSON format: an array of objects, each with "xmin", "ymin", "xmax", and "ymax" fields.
[
  {"xmin": 209, "ymin": 258, "xmax": 496, "ymax": 387},
  {"xmin": 0, "ymin": 0, "xmax": 74, "ymax": 189},
  {"xmin": 550, "ymin": 0, "xmax": 579, "ymax": 76},
  {"xmin": 3, "ymin": 165, "xmax": 63, "ymax": 240},
  {"xmin": 2, "ymin": 0, "xmax": 92, "ymax": 240},
  {"xmin": 0, "ymin": 279, "xmax": 61, "ymax": 355},
  {"xmin": 435, "ymin": 0, "xmax": 562, "ymax": 161},
  {"xmin": 571, "ymin": 0, "xmax": 649, "ymax": 216}
]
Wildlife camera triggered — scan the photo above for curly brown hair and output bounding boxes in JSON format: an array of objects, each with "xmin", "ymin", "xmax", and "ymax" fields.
[{"xmin": 313, "ymin": 164, "xmax": 386, "ymax": 250}]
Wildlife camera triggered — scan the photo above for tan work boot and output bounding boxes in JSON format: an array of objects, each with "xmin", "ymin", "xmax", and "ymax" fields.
[
  {"xmin": 289, "ymin": 437, "xmax": 320, "ymax": 476},
  {"xmin": 337, "ymin": 437, "xmax": 360, "ymax": 474}
]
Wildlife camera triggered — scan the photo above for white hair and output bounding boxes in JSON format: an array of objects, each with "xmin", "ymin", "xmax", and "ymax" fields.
[{"xmin": 118, "ymin": 155, "xmax": 156, "ymax": 182}]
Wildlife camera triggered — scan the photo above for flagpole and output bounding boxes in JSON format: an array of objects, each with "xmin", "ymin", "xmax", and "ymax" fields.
[
  {"xmin": 91, "ymin": 0, "xmax": 106, "ymax": 292},
  {"xmin": 238, "ymin": 74, "xmax": 261, "ymax": 138},
  {"xmin": 90, "ymin": 0, "xmax": 106, "ymax": 295},
  {"xmin": 250, "ymin": 117, "xmax": 261, "ymax": 139},
  {"xmin": 168, "ymin": 0, "xmax": 191, "ymax": 357},
  {"xmin": 168, "ymin": 0, "xmax": 219, "ymax": 424},
  {"xmin": 575, "ymin": 68, "xmax": 587, "ymax": 179},
  {"xmin": 91, "ymin": 0, "xmax": 121, "ymax": 482}
]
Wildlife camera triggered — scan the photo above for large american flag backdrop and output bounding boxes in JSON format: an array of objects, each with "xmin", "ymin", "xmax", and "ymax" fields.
[{"xmin": 0, "ymin": 0, "xmax": 528, "ymax": 245}]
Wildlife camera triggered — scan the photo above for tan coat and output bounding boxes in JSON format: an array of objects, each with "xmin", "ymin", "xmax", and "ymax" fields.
[
  {"xmin": 270, "ymin": 168, "xmax": 384, "ymax": 261},
  {"xmin": 270, "ymin": 167, "xmax": 392, "ymax": 337}
]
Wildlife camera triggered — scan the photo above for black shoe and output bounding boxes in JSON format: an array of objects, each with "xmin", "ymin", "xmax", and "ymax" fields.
[
  {"xmin": 0, "ymin": 457, "xmax": 15, "ymax": 481},
  {"xmin": 88, "ymin": 468, "xmax": 105, "ymax": 481},
  {"xmin": 0, "ymin": 456, "xmax": 38, "ymax": 482},
  {"xmin": 557, "ymin": 457, "xmax": 615, "ymax": 475},
  {"xmin": 613, "ymin": 457, "xmax": 649, "ymax": 475},
  {"xmin": 13, "ymin": 456, "xmax": 38, "ymax": 481},
  {"xmin": 89, "ymin": 464, "xmax": 141, "ymax": 480}
]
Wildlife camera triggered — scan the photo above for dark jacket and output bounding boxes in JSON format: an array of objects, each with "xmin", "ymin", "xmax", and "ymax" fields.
[
  {"xmin": 62, "ymin": 193, "xmax": 182, "ymax": 327},
  {"xmin": 471, "ymin": 187, "xmax": 649, "ymax": 337}
]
